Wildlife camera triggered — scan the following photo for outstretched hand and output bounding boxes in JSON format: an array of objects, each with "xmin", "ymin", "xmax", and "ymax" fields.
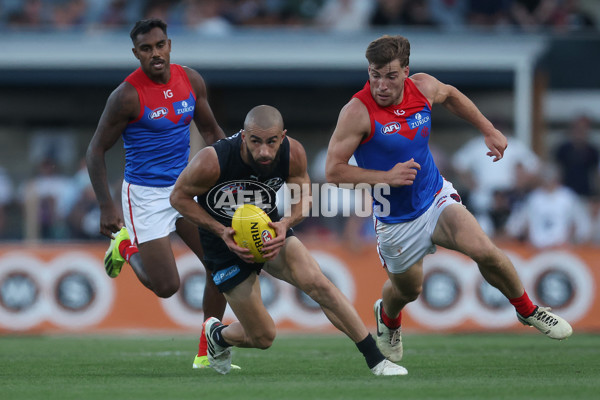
[
  {"xmin": 484, "ymin": 129, "xmax": 508, "ymax": 162},
  {"xmin": 388, "ymin": 158, "xmax": 421, "ymax": 187}
]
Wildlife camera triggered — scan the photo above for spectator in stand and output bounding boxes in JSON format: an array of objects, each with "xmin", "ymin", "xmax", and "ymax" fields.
[
  {"xmin": 89, "ymin": 0, "xmax": 143, "ymax": 29},
  {"xmin": 58, "ymin": 157, "xmax": 102, "ymax": 239},
  {"xmin": 142, "ymin": 0, "xmax": 174, "ymax": 22},
  {"xmin": 277, "ymin": 0, "xmax": 325, "ymax": 26},
  {"xmin": 370, "ymin": 0, "xmax": 435, "ymax": 27},
  {"xmin": 452, "ymin": 134, "xmax": 539, "ymax": 237},
  {"xmin": 49, "ymin": 0, "xmax": 87, "ymax": 30},
  {"xmin": 488, "ymin": 163, "xmax": 536, "ymax": 239},
  {"xmin": 488, "ymin": 189, "xmax": 513, "ymax": 239},
  {"xmin": 305, "ymin": 146, "xmax": 369, "ymax": 242},
  {"xmin": 554, "ymin": 114, "xmax": 599, "ymax": 199},
  {"xmin": 506, "ymin": 163, "xmax": 592, "ymax": 248},
  {"xmin": 370, "ymin": 0, "xmax": 405, "ymax": 26},
  {"xmin": 6, "ymin": 0, "xmax": 44, "ymax": 29},
  {"xmin": 401, "ymin": 0, "xmax": 436, "ymax": 26},
  {"xmin": 315, "ymin": 0, "xmax": 375, "ymax": 32},
  {"xmin": 429, "ymin": 0, "xmax": 468, "ymax": 30},
  {"xmin": 20, "ymin": 157, "xmax": 71, "ymax": 240},
  {"xmin": 509, "ymin": 0, "xmax": 561, "ymax": 31},
  {"xmin": 467, "ymin": 0, "xmax": 511, "ymax": 28},
  {"xmin": 552, "ymin": 0, "xmax": 596, "ymax": 31},
  {"xmin": 227, "ymin": 0, "xmax": 272, "ymax": 26},
  {"xmin": 180, "ymin": 0, "xmax": 233, "ymax": 36},
  {"xmin": 67, "ymin": 183, "xmax": 102, "ymax": 239}
]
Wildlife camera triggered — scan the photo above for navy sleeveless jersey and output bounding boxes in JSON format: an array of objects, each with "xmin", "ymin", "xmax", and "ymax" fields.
[{"xmin": 198, "ymin": 132, "xmax": 290, "ymax": 255}]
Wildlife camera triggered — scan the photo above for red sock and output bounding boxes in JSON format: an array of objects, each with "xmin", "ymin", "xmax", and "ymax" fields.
[
  {"xmin": 198, "ymin": 325, "xmax": 208, "ymax": 357},
  {"xmin": 509, "ymin": 291, "xmax": 537, "ymax": 317},
  {"xmin": 118, "ymin": 239, "xmax": 138, "ymax": 262},
  {"xmin": 381, "ymin": 306, "xmax": 402, "ymax": 329}
]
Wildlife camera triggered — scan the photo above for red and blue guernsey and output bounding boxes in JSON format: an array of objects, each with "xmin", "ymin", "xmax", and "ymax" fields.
[
  {"xmin": 123, "ymin": 64, "xmax": 196, "ymax": 187},
  {"xmin": 352, "ymin": 78, "xmax": 443, "ymax": 223}
]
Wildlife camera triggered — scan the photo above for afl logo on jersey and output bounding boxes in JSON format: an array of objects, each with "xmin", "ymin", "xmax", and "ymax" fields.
[
  {"xmin": 149, "ymin": 107, "xmax": 168, "ymax": 120},
  {"xmin": 381, "ymin": 122, "xmax": 401, "ymax": 135}
]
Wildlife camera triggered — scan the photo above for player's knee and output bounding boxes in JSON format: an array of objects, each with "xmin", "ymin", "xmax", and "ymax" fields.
[
  {"xmin": 152, "ymin": 281, "xmax": 180, "ymax": 298},
  {"xmin": 395, "ymin": 285, "xmax": 421, "ymax": 303},
  {"xmin": 251, "ymin": 330, "xmax": 276, "ymax": 349},
  {"xmin": 405, "ymin": 286, "xmax": 422, "ymax": 303}
]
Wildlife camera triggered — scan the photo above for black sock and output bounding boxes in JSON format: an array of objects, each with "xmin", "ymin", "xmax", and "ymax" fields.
[
  {"xmin": 211, "ymin": 324, "xmax": 231, "ymax": 348},
  {"xmin": 355, "ymin": 334, "xmax": 385, "ymax": 369}
]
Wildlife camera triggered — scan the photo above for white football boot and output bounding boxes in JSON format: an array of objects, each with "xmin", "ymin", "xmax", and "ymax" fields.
[
  {"xmin": 204, "ymin": 317, "xmax": 232, "ymax": 374},
  {"xmin": 374, "ymin": 299, "xmax": 403, "ymax": 362},
  {"xmin": 371, "ymin": 359, "xmax": 408, "ymax": 376},
  {"xmin": 517, "ymin": 306, "xmax": 573, "ymax": 340}
]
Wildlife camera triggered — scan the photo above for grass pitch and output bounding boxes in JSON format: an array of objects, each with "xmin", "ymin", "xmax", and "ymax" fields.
[{"xmin": 1, "ymin": 333, "xmax": 598, "ymax": 400}]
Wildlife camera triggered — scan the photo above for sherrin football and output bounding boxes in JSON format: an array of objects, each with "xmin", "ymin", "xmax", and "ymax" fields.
[{"xmin": 232, "ymin": 204, "xmax": 277, "ymax": 263}]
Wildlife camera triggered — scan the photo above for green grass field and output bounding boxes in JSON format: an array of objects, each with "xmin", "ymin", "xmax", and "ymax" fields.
[{"xmin": 1, "ymin": 333, "xmax": 599, "ymax": 400}]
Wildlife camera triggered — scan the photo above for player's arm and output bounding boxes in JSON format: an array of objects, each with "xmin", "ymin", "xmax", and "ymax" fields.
[
  {"xmin": 325, "ymin": 99, "xmax": 420, "ymax": 187},
  {"xmin": 411, "ymin": 72, "xmax": 507, "ymax": 162},
  {"xmin": 184, "ymin": 66, "xmax": 225, "ymax": 145},
  {"xmin": 262, "ymin": 137, "xmax": 309, "ymax": 259},
  {"xmin": 170, "ymin": 148, "xmax": 253, "ymax": 262},
  {"xmin": 170, "ymin": 147, "xmax": 224, "ymax": 235},
  {"xmin": 281, "ymin": 137, "xmax": 311, "ymax": 230},
  {"xmin": 86, "ymin": 82, "xmax": 138, "ymax": 238}
]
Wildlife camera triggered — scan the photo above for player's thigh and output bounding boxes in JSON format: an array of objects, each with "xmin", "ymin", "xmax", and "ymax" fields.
[
  {"xmin": 137, "ymin": 236, "xmax": 179, "ymax": 281},
  {"xmin": 431, "ymin": 203, "xmax": 495, "ymax": 255},
  {"xmin": 224, "ymin": 273, "xmax": 274, "ymax": 336},
  {"xmin": 264, "ymin": 236, "xmax": 321, "ymax": 287}
]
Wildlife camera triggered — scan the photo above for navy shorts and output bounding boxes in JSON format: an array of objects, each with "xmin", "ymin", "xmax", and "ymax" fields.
[{"xmin": 199, "ymin": 227, "xmax": 294, "ymax": 293}]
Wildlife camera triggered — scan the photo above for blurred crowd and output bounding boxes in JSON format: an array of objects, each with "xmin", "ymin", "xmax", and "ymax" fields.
[
  {"xmin": 1, "ymin": 114, "xmax": 600, "ymax": 249},
  {"xmin": 1, "ymin": 0, "xmax": 599, "ymax": 248},
  {"xmin": 0, "ymin": 0, "xmax": 597, "ymax": 34},
  {"xmin": 301, "ymin": 114, "xmax": 600, "ymax": 251},
  {"xmin": 449, "ymin": 114, "xmax": 600, "ymax": 249}
]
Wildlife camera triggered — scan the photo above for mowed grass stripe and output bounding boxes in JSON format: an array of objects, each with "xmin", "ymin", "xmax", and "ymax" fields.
[{"xmin": 0, "ymin": 333, "xmax": 598, "ymax": 400}]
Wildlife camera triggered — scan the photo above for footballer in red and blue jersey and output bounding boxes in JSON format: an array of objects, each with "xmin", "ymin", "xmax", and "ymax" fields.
[
  {"xmin": 352, "ymin": 78, "xmax": 443, "ymax": 223},
  {"xmin": 123, "ymin": 64, "xmax": 196, "ymax": 187}
]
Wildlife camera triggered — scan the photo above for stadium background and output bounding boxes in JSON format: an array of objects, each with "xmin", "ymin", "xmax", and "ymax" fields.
[{"xmin": 0, "ymin": 0, "xmax": 599, "ymax": 336}]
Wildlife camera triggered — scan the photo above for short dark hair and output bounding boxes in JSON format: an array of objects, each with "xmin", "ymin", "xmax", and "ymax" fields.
[
  {"xmin": 130, "ymin": 18, "xmax": 168, "ymax": 43},
  {"xmin": 365, "ymin": 35, "xmax": 410, "ymax": 69}
]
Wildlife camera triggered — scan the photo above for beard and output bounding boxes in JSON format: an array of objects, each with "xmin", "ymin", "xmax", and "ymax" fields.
[{"xmin": 245, "ymin": 145, "xmax": 282, "ymax": 177}]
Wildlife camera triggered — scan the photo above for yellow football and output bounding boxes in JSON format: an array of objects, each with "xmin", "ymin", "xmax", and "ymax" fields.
[{"xmin": 232, "ymin": 204, "xmax": 277, "ymax": 263}]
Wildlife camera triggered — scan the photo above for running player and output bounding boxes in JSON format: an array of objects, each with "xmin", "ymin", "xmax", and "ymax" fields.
[
  {"xmin": 170, "ymin": 105, "xmax": 407, "ymax": 376},
  {"xmin": 325, "ymin": 35, "xmax": 572, "ymax": 363},
  {"xmin": 86, "ymin": 18, "xmax": 227, "ymax": 369}
]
